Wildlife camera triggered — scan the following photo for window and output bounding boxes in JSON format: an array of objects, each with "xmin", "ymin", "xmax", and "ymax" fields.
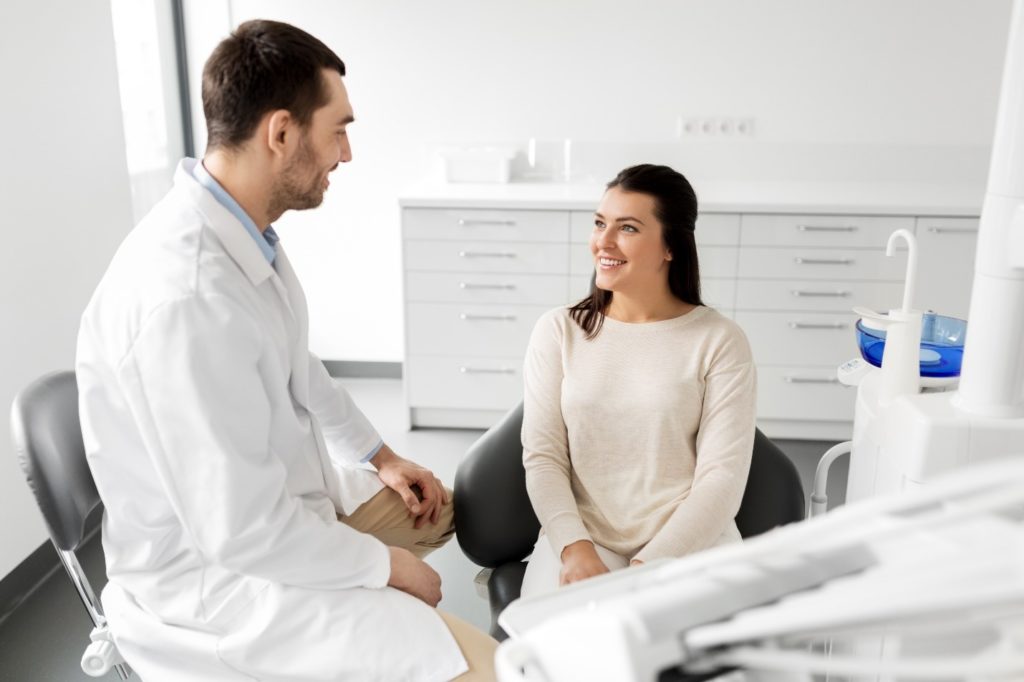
[{"xmin": 110, "ymin": 0, "xmax": 190, "ymax": 222}]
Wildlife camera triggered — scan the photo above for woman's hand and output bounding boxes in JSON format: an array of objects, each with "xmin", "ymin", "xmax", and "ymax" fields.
[{"xmin": 559, "ymin": 540, "xmax": 610, "ymax": 585}]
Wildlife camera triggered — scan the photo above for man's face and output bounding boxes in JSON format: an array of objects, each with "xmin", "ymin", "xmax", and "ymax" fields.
[{"xmin": 273, "ymin": 69, "xmax": 354, "ymax": 212}]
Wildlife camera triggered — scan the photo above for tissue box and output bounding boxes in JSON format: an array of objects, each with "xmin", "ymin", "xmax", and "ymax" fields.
[{"xmin": 440, "ymin": 147, "xmax": 515, "ymax": 183}]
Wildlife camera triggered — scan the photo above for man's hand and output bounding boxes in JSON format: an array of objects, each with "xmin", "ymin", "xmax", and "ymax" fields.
[
  {"xmin": 387, "ymin": 546, "xmax": 442, "ymax": 606},
  {"xmin": 371, "ymin": 444, "xmax": 449, "ymax": 529},
  {"xmin": 559, "ymin": 540, "xmax": 610, "ymax": 586}
]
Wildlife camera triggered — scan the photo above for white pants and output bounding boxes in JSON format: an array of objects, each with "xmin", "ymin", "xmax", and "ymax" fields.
[{"xmin": 520, "ymin": 536, "xmax": 631, "ymax": 599}]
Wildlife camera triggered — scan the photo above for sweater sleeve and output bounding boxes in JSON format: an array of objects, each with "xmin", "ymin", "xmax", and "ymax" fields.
[
  {"xmin": 632, "ymin": 323, "xmax": 757, "ymax": 563},
  {"xmin": 522, "ymin": 310, "xmax": 592, "ymax": 557}
]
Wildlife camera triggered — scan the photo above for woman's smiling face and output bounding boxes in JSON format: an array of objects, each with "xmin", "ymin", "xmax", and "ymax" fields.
[{"xmin": 590, "ymin": 186, "xmax": 673, "ymax": 294}]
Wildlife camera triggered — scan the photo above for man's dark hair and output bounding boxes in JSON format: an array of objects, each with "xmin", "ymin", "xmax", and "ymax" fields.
[
  {"xmin": 569, "ymin": 164, "xmax": 704, "ymax": 339},
  {"xmin": 202, "ymin": 19, "xmax": 346, "ymax": 151}
]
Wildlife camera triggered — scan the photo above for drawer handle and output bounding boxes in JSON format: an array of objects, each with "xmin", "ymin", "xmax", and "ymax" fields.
[
  {"xmin": 459, "ymin": 313, "xmax": 518, "ymax": 321},
  {"xmin": 459, "ymin": 282, "xmax": 517, "ymax": 291},
  {"xmin": 793, "ymin": 257, "xmax": 854, "ymax": 265},
  {"xmin": 458, "ymin": 219, "xmax": 517, "ymax": 227},
  {"xmin": 459, "ymin": 250, "xmax": 517, "ymax": 259},
  {"xmin": 788, "ymin": 322, "xmax": 848, "ymax": 330},
  {"xmin": 460, "ymin": 366, "xmax": 517, "ymax": 375},
  {"xmin": 926, "ymin": 226, "xmax": 978, "ymax": 235},
  {"xmin": 791, "ymin": 290, "xmax": 851, "ymax": 298},
  {"xmin": 784, "ymin": 376, "xmax": 840, "ymax": 384},
  {"xmin": 796, "ymin": 225, "xmax": 858, "ymax": 233}
]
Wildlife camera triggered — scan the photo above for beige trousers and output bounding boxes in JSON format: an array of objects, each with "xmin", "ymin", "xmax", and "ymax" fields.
[{"xmin": 341, "ymin": 487, "xmax": 498, "ymax": 681}]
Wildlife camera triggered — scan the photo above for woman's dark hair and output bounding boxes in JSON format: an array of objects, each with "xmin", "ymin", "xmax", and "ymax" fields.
[
  {"xmin": 202, "ymin": 20, "xmax": 346, "ymax": 151},
  {"xmin": 568, "ymin": 164, "xmax": 703, "ymax": 338}
]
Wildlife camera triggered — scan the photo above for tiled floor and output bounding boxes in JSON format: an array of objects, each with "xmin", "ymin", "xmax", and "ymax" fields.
[{"xmin": 0, "ymin": 378, "xmax": 845, "ymax": 680}]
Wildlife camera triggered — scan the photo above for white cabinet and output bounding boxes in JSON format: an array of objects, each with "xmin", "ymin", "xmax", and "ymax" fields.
[
  {"xmin": 915, "ymin": 218, "xmax": 980, "ymax": 320},
  {"xmin": 404, "ymin": 208, "xmax": 569, "ymax": 242},
  {"xmin": 401, "ymin": 196, "xmax": 979, "ymax": 438},
  {"xmin": 736, "ymin": 214, "xmax": 916, "ymax": 439},
  {"xmin": 402, "ymin": 207, "xmax": 571, "ymax": 428},
  {"xmin": 738, "ymin": 214, "xmax": 914, "ymax": 248}
]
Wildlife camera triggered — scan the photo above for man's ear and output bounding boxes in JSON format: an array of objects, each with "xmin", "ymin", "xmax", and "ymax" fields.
[{"xmin": 265, "ymin": 109, "xmax": 294, "ymax": 159}]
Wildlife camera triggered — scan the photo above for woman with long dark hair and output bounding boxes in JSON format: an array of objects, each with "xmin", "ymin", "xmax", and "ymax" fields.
[{"xmin": 520, "ymin": 164, "xmax": 757, "ymax": 596}]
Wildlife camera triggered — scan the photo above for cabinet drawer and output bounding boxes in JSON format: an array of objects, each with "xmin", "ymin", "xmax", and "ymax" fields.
[
  {"xmin": 568, "ymin": 274, "xmax": 594, "ymax": 302},
  {"xmin": 737, "ymin": 247, "xmax": 905, "ymax": 280},
  {"xmin": 569, "ymin": 245, "xmax": 738, "ymax": 277},
  {"xmin": 406, "ymin": 356, "xmax": 522, "ymax": 410},
  {"xmin": 405, "ymin": 272, "xmax": 569, "ymax": 305},
  {"xmin": 568, "ymin": 276, "xmax": 735, "ymax": 309},
  {"xmin": 701, "ymin": 278, "xmax": 736, "ymax": 309},
  {"xmin": 915, "ymin": 217, "xmax": 978, "ymax": 319},
  {"xmin": 406, "ymin": 302, "xmax": 550, "ymax": 356},
  {"xmin": 405, "ymin": 240, "xmax": 569, "ymax": 274},
  {"xmin": 736, "ymin": 311, "xmax": 859, "ymax": 366},
  {"xmin": 755, "ymin": 366, "xmax": 856, "ymax": 421},
  {"xmin": 403, "ymin": 208, "xmax": 569, "ymax": 242},
  {"xmin": 741, "ymin": 214, "xmax": 914, "ymax": 248},
  {"xmin": 571, "ymin": 211, "xmax": 740, "ymax": 246},
  {"xmin": 570, "ymin": 211, "xmax": 592, "ymax": 244},
  {"xmin": 735, "ymin": 280, "xmax": 904, "ymax": 312}
]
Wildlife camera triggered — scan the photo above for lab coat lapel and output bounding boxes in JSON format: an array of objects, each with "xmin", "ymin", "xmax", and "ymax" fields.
[
  {"xmin": 273, "ymin": 246, "xmax": 344, "ymax": 506},
  {"xmin": 177, "ymin": 162, "xmax": 340, "ymax": 503},
  {"xmin": 272, "ymin": 247, "xmax": 311, "ymax": 409}
]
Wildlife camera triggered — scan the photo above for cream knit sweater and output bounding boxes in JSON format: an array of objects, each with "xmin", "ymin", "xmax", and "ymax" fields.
[{"xmin": 522, "ymin": 305, "xmax": 757, "ymax": 564}]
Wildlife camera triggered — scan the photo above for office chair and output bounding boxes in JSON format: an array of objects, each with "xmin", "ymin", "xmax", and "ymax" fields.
[
  {"xmin": 10, "ymin": 370, "xmax": 130, "ymax": 679},
  {"xmin": 454, "ymin": 401, "xmax": 807, "ymax": 639}
]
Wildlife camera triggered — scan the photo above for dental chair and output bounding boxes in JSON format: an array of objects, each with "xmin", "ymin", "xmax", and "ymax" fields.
[
  {"xmin": 11, "ymin": 370, "xmax": 131, "ymax": 678},
  {"xmin": 454, "ymin": 402, "xmax": 806, "ymax": 639}
]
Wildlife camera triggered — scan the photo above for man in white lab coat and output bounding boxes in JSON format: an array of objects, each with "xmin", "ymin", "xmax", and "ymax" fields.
[{"xmin": 76, "ymin": 19, "xmax": 496, "ymax": 681}]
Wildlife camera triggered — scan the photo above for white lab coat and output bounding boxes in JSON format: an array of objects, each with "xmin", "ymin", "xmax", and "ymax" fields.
[{"xmin": 75, "ymin": 159, "xmax": 467, "ymax": 681}]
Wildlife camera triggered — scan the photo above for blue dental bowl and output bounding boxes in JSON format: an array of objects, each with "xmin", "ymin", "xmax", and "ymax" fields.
[{"xmin": 855, "ymin": 313, "xmax": 967, "ymax": 378}]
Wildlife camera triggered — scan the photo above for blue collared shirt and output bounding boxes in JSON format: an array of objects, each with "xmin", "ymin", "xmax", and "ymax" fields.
[{"xmin": 192, "ymin": 160, "xmax": 279, "ymax": 264}]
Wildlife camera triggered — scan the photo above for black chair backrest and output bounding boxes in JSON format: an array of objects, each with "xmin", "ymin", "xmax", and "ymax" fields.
[
  {"xmin": 736, "ymin": 428, "xmax": 805, "ymax": 538},
  {"xmin": 10, "ymin": 370, "xmax": 100, "ymax": 552},
  {"xmin": 454, "ymin": 401, "xmax": 806, "ymax": 566},
  {"xmin": 455, "ymin": 403, "xmax": 540, "ymax": 567}
]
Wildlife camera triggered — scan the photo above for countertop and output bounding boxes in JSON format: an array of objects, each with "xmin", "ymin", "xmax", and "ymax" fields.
[{"xmin": 399, "ymin": 180, "xmax": 985, "ymax": 216}]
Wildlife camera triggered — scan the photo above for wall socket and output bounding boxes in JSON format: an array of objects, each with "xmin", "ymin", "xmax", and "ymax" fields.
[{"xmin": 676, "ymin": 116, "xmax": 755, "ymax": 138}]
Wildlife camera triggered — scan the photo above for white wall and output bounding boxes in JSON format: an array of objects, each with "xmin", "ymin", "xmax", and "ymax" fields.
[
  {"xmin": 185, "ymin": 0, "xmax": 1012, "ymax": 361},
  {"xmin": 0, "ymin": 2, "xmax": 133, "ymax": 577}
]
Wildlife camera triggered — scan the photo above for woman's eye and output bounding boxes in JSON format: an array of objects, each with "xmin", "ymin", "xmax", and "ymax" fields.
[
  {"xmin": 594, "ymin": 221, "xmax": 606, "ymax": 230},
  {"xmin": 622, "ymin": 224, "xmax": 638, "ymax": 233}
]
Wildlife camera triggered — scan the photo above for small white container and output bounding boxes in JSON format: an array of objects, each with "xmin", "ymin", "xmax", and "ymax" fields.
[{"xmin": 440, "ymin": 147, "xmax": 515, "ymax": 183}]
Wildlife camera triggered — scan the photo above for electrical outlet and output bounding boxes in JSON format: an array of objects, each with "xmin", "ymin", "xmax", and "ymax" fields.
[{"xmin": 676, "ymin": 116, "xmax": 755, "ymax": 138}]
